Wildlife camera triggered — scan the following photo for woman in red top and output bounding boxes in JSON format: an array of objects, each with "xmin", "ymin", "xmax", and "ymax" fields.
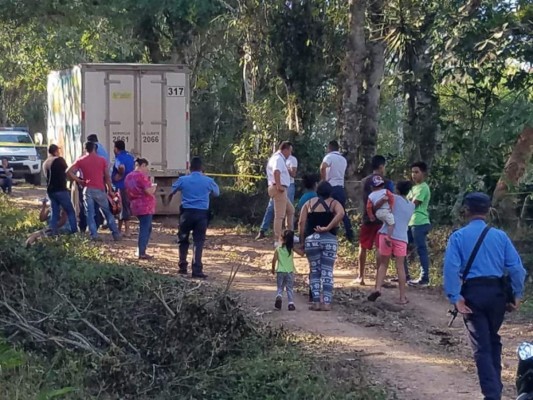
[{"xmin": 125, "ymin": 158, "xmax": 157, "ymax": 259}]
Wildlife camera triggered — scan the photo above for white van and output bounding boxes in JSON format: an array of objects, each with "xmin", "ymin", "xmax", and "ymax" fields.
[{"xmin": 0, "ymin": 128, "xmax": 42, "ymax": 185}]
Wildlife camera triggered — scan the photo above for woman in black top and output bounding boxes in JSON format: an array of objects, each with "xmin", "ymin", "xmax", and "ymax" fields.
[
  {"xmin": 43, "ymin": 144, "xmax": 78, "ymax": 234},
  {"xmin": 298, "ymin": 181, "xmax": 344, "ymax": 311}
]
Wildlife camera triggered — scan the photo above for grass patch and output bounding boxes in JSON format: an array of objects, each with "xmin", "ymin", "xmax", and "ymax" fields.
[{"xmin": 0, "ymin": 196, "xmax": 387, "ymax": 399}]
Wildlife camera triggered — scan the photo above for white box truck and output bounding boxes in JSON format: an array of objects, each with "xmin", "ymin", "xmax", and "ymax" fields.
[{"xmin": 47, "ymin": 63, "xmax": 190, "ymax": 214}]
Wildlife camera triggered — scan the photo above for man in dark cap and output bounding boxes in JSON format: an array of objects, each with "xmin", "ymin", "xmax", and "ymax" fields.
[
  {"xmin": 444, "ymin": 192, "xmax": 526, "ymax": 400},
  {"xmin": 87, "ymin": 134, "xmax": 110, "ymax": 166}
]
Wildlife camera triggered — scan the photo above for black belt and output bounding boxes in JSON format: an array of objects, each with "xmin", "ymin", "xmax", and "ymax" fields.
[
  {"xmin": 181, "ymin": 207, "xmax": 209, "ymax": 213},
  {"xmin": 463, "ymin": 276, "xmax": 504, "ymax": 286}
]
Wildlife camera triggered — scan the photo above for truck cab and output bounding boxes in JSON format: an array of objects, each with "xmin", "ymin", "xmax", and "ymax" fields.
[{"xmin": 0, "ymin": 128, "xmax": 42, "ymax": 185}]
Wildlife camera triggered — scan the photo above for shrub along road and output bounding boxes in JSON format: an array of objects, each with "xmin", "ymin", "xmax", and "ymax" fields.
[{"xmin": 12, "ymin": 185, "xmax": 533, "ymax": 399}]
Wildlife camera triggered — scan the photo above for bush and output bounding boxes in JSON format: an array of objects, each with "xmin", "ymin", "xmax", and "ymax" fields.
[{"xmin": 0, "ymin": 197, "xmax": 386, "ymax": 399}]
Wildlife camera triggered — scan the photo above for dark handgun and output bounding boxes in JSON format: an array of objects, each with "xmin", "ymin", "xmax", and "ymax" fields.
[{"xmin": 447, "ymin": 308, "xmax": 458, "ymax": 327}]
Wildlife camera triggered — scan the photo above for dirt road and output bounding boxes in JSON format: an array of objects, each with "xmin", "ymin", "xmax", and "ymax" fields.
[{"xmin": 14, "ymin": 185, "xmax": 532, "ymax": 399}]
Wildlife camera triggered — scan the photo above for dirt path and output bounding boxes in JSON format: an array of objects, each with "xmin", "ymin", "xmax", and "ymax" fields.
[
  {"xmin": 114, "ymin": 223, "xmax": 530, "ymax": 400},
  {"xmin": 13, "ymin": 185, "xmax": 532, "ymax": 399}
]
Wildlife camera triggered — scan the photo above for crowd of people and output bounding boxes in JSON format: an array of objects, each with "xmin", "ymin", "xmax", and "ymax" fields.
[
  {"xmin": 22, "ymin": 135, "xmax": 219, "ymax": 279},
  {"xmin": 2, "ymin": 133, "xmax": 529, "ymax": 399},
  {"xmin": 261, "ymin": 139, "xmax": 434, "ymax": 310},
  {"xmin": 262, "ymin": 139, "xmax": 527, "ymax": 400}
]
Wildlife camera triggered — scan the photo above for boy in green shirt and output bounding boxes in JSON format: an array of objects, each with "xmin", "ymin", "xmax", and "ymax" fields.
[{"xmin": 405, "ymin": 161, "xmax": 431, "ymax": 286}]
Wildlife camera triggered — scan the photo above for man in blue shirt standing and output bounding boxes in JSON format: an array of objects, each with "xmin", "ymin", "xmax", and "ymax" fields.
[
  {"xmin": 112, "ymin": 140, "xmax": 135, "ymax": 237},
  {"xmin": 444, "ymin": 192, "xmax": 526, "ymax": 400},
  {"xmin": 170, "ymin": 157, "xmax": 220, "ymax": 279}
]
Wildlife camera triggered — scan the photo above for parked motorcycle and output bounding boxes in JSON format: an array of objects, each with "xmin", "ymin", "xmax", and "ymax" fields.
[{"xmin": 517, "ymin": 342, "xmax": 533, "ymax": 400}]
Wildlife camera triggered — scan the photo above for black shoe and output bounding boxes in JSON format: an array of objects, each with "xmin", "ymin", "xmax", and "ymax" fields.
[
  {"xmin": 367, "ymin": 291, "xmax": 381, "ymax": 302},
  {"xmin": 255, "ymin": 231, "xmax": 266, "ymax": 240},
  {"xmin": 191, "ymin": 273, "xmax": 208, "ymax": 279},
  {"xmin": 288, "ymin": 303, "xmax": 295, "ymax": 311},
  {"xmin": 408, "ymin": 279, "xmax": 429, "ymax": 287},
  {"xmin": 178, "ymin": 269, "xmax": 188, "ymax": 275},
  {"xmin": 274, "ymin": 296, "xmax": 282, "ymax": 310}
]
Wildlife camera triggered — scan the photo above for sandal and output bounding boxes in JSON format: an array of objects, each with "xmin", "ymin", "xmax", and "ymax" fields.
[
  {"xmin": 396, "ymin": 298, "xmax": 409, "ymax": 305},
  {"xmin": 367, "ymin": 291, "xmax": 381, "ymax": 302},
  {"xmin": 320, "ymin": 303, "xmax": 331, "ymax": 312},
  {"xmin": 308, "ymin": 303, "xmax": 321, "ymax": 311}
]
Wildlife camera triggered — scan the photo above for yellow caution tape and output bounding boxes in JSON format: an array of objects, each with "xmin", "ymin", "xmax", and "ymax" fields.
[
  {"xmin": 205, "ymin": 172, "xmax": 263, "ymax": 180},
  {"xmin": 0, "ymin": 142, "xmax": 38, "ymax": 147},
  {"xmin": 204, "ymin": 172, "xmax": 361, "ymax": 184}
]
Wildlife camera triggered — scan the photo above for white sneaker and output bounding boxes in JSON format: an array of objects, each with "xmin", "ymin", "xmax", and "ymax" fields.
[{"xmin": 294, "ymin": 235, "xmax": 300, "ymax": 244}]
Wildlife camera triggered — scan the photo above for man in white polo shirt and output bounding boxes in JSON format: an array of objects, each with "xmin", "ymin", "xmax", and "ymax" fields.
[
  {"xmin": 267, "ymin": 141, "xmax": 295, "ymax": 245},
  {"xmin": 320, "ymin": 140, "xmax": 354, "ymax": 241},
  {"xmin": 255, "ymin": 146, "xmax": 298, "ymax": 240}
]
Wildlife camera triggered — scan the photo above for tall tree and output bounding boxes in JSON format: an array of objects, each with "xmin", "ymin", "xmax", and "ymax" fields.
[
  {"xmin": 341, "ymin": 0, "xmax": 387, "ymax": 178},
  {"xmin": 385, "ymin": 0, "xmax": 441, "ymax": 166}
]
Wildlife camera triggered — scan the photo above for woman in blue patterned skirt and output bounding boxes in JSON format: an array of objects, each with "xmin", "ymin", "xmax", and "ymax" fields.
[{"xmin": 298, "ymin": 181, "xmax": 344, "ymax": 311}]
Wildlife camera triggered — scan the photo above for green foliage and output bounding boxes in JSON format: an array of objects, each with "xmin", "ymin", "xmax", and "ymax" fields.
[
  {"xmin": 266, "ymin": 0, "xmax": 346, "ymax": 131},
  {"xmin": 0, "ymin": 197, "xmax": 384, "ymax": 399},
  {"xmin": 1, "ymin": 0, "xmax": 532, "ymax": 217},
  {"xmin": 0, "ymin": 338, "xmax": 24, "ymax": 370},
  {"xmin": 232, "ymin": 98, "xmax": 286, "ymax": 191}
]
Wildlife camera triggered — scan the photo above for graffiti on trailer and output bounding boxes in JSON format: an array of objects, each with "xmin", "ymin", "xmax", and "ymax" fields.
[{"xmin": 47, "ymin": 66, "xmax": 82, "ymax": 166}]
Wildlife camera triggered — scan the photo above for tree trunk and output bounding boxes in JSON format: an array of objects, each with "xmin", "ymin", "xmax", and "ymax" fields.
[
  {"xmin": 414, "ymin": 41, "xmax": 439, "ymax": 166},
  {"xmin": 242, "ymin": 41, "xmax": 257, "ymax": 105},
  {"xmin": 136, "ymin": 15, "xmax": 163, "ymax": 63},
  {"xmin": 358, "ymin": 0, "xmax": 385, "ymax": 177},
  {"xmin": 340, "ymin": 0, "xmax": 367, "ymax": 179},
  {"xmin": 403, "ymin": 79, "xmax": 420, "ymax": 164},
  {"xmin": 401, "ymin": 12, "xmax": 439, "ymax": 167},
  {"xmin": 493, "ymin": 125, "xmax": 533, "ymax": 225}
]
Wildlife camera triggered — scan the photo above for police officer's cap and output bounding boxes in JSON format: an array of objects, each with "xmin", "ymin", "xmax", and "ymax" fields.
[{"xmin": 463, "ymin": 192, "xmax": 491, "ymax": 214}]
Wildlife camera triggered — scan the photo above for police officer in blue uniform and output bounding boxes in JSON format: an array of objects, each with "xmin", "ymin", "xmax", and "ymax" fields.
[
  {"xmin": 169, "ymin": 157, "xmax": 220, "ymax": 279},
  {"xmin": 444, "ymin": 192, "xmax": 527, "ymax": 400}
]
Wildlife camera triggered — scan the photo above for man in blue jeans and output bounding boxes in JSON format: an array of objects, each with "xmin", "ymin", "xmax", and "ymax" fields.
[
  {"xmin": 404, "ymin": 161, "xmax": 432, "ymax": 286},
  {"xmin": 87, "ymin": 134, "xmax": 109, "ymax": 228},
  {"xmin": 43, "ymin": 144, "xmax": 78, "ymax": 235},
  {"xmin": 255, "ymin": 146, "xmax": 297, "ymax": 240},
  {"xmin": 67, "ymin": 141, "xmax": 121, "ymax": 241},
  {"xmin": 170, "ymin": 157, "xmax": 220, "ymax": 279},
  {"xmin": 320, "ymin": 140, "xmax": 354, "ymax": 241}
]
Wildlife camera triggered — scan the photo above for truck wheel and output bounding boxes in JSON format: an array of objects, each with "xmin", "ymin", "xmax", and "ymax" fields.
[{"xmin": 25, "ymin": 174, "xmax": 41, "ymax": 186}]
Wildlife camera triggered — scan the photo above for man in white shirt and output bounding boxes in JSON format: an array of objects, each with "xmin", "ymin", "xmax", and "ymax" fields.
[
  {"xmin": 266, "ymin": 141, "xmax": 295, "ymax": 245},
  {"xmin": 320, "ymin": 140, "xmax": 354, "ymax": 241},
  {"xmin": 256, "ymin": 148, "xmax": 297, "ymax": 240}
]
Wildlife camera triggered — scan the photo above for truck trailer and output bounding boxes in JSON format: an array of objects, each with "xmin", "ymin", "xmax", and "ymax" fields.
[{"xmin": 47, "ymin": 63, "xmax": 190, "ymax": 214}]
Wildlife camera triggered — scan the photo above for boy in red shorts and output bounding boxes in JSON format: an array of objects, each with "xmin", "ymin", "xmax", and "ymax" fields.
[{"xmin": 357, "ymin": 155, "xmax": 394, "ymax": 285}]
